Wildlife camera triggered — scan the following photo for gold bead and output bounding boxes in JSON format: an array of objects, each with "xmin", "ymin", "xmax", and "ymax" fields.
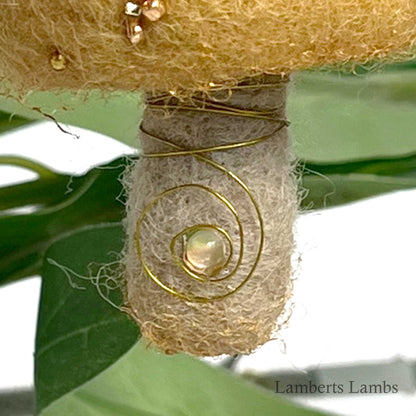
[
  {"xmin": 50, "ymin": 51, "xmax": 67, "ymax": 71},
  {"xmin": 125, "ymin": 1, "xmax": 141, "ymax": 17},
  {"xmin": 127, "ymin": 21, "xmax": 144, "ymax": 44},
  {"xmin": 142, "ymin": 0, "xmax": 166, "ymax": 22},
  {"xmin": 183, "ymin": 228, "xmax": 227, "ymax": 277}
]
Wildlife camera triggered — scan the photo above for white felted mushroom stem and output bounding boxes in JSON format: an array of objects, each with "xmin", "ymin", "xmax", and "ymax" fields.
[{"xmin": 124, "ymin": 76, "xmax": 297, "ymax": 357}]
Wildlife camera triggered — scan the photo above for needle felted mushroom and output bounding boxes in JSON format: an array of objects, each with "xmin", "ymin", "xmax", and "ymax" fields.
[{"xmin": 1, "ymin": 0, "xmax": 416, "ymax": 357}]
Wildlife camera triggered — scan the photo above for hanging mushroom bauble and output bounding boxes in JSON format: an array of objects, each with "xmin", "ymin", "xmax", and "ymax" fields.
[{"xmin": 1, "ymin": 0, "xmax": 415, "ymax": 356}]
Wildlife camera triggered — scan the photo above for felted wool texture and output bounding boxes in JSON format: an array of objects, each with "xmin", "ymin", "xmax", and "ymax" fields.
[
  {"xmin": 123, "ymin": 77, "xmax": 297, "ymax": 356},
  {"xmin": 1, "ymin": 0, "xmax": 416, "ymax": 95}
]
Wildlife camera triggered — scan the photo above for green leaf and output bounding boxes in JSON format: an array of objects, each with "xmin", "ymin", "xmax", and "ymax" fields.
[
  {"xmin": 0, "ymin": 110, "xmax": 33, "ymax": 134},
  {"xmin": 0, "ymin": 91, "xmax": 142, "ymax": 147},
  {"xmin": 289, "ymin": 71, "xmax": 416, "ymax": 162},
  {"xmin": 39, "ymin": 341, "xmax": 326, "ymax": 416},
  {"xmin": 301, "ymin": 152, "xmax": 416, "ymax": 209},
  {"xmin": 35, "ymin": 223, "xmax": 140, "ymax": 413},
  {"xmin": 0, "ymin": 155, "xmax": 59, "ymax": 179},
  {"xmin": 0, "ymin": 157, "xmax": 129, "ymax": 285}
]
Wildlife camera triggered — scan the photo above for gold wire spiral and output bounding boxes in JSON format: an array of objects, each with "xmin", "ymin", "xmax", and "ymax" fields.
[{"xmin": 135, "ymin": 82, "xmax": 289, "ymax": 303}]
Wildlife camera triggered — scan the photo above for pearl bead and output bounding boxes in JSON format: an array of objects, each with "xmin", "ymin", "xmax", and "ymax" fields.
[
  {"xmin": 142, "ymin": 0, "xmax": 166, "ymax": 22},
  {"xmin": 183, "ymin": 229, "xmax": 227, "ymax": 277}
]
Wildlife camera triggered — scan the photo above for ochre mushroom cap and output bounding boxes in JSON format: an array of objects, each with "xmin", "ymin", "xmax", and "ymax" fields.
[{"xmin": 1, "ymin": 0, "xmax": 416, "ymax": 93}]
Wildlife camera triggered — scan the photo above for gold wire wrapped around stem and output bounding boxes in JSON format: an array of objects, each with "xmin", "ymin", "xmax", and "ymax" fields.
[{"xmin": 135, "ymin": 81, "xmax": 289, "ymax": 303}]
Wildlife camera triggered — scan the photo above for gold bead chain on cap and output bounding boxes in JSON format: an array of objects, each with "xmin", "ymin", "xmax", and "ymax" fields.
[
  {"xmin": 136, "ymin": 81, "xmax": 290, "ymax": 303},
  {"xmin": 124, "ymin": 0, "xmax": 167, "ymax": 44},
  {"xmin": 49, "ymin": 1, "xmax": 166, "ymax": 69}
]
